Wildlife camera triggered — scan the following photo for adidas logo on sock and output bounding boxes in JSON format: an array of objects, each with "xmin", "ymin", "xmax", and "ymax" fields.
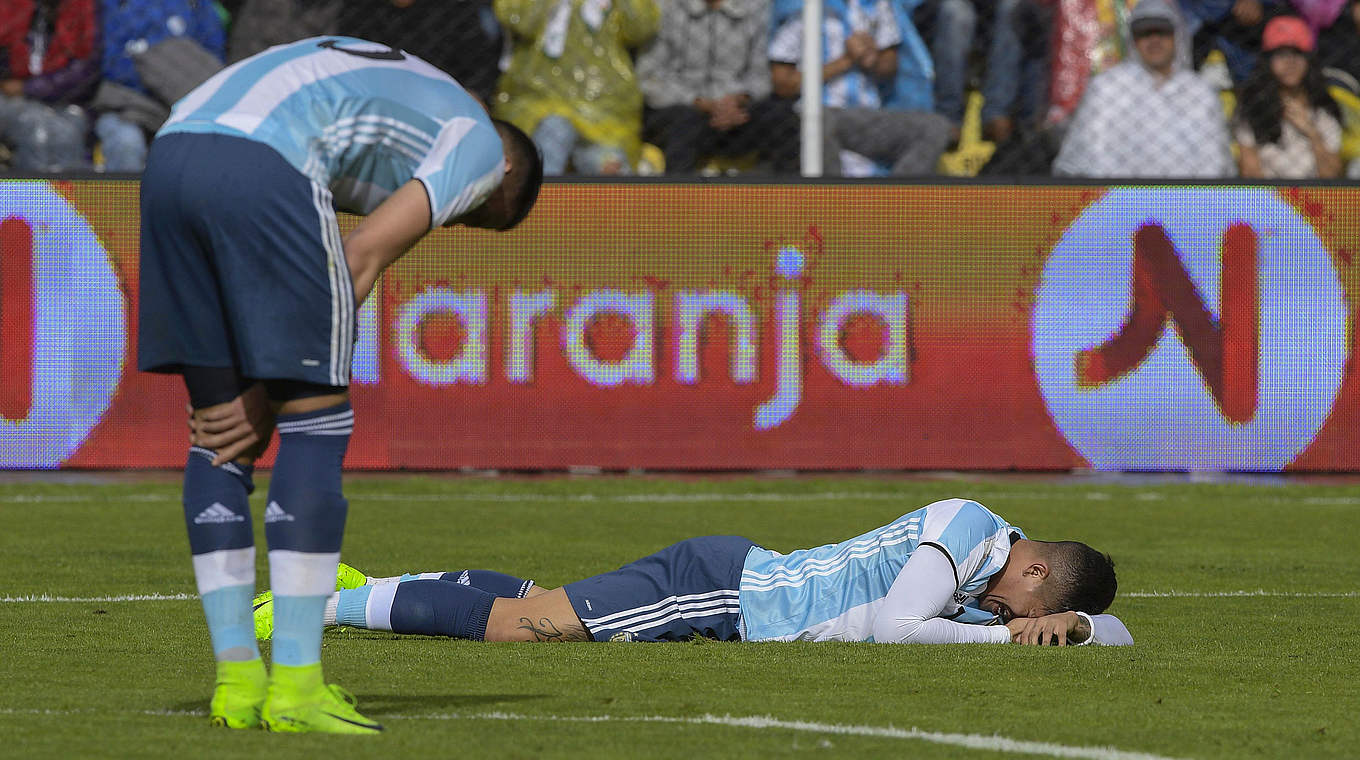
[
  {"xmin": 456, "ymin": 571, "xmax": 471, "ymax": 585},
  {"xmin": 193, "ymin": 502, "xmax": 245, "ymax": 525},
  {"xmin": 264, "ymin": 501, "xmax": 296, "ymax": 523}
]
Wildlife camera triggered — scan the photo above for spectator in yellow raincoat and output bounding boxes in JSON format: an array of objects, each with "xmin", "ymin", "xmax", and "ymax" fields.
[{"xmin": 494, "ymin": 0, "xmax": 659, "ymax": 174}]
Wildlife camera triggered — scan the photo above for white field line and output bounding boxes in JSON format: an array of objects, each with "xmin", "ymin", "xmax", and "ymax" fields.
[
  {"xmin": 0, "ymin": 489, "xmax": 1354, "ymax": 508},
  {"xmin": 399, "ymin": 712, "xmax": 1187, "ymax": 760},
  {"xmin": 0, "ymin": 490, "xmax": 947, "ymax": 504},
  {"xmin": 0, "ymin": 708, "xmax": 1184, "ymax": 760},
  {"xmin": 0, "ymin": 593, "xmax": 197, "ymax": 603},
  {"xmin": 2, "ymin": 488, "xmax": 1359, "ymax": 506},
  {"xmin": 2, "ymin": 590, "xmax": 1356, "ymax": 604}
]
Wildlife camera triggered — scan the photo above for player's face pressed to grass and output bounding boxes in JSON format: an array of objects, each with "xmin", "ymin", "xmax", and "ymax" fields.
[{"xmin": 979, "ymin": 540, "xmax": 1055, "ymax": 622}]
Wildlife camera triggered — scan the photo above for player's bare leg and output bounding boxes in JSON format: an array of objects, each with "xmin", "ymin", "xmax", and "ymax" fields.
[{"xmin": 486, "ymin": 589, "xmax": 591, "ymax": 642}]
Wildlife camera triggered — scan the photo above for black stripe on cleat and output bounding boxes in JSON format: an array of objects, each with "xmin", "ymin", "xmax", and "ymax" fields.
[{"xmin": 322, "ymin": 711, "xmax": 383, "ymax": 731}]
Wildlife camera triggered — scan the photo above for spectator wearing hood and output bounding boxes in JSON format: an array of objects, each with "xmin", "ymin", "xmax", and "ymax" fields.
[
  {"xmin": 1053, "ymin": 0, "xmax": 1235, "ymax": 177},
  {"xmin": 493, "ymin": 0, "xmax": 660, "ymax": 175}
]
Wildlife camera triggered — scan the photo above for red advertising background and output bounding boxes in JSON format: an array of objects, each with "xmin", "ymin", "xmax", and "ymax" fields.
[{"xmin": 2, "ymin": 180, "xmax": 1358, "ymax": 470}]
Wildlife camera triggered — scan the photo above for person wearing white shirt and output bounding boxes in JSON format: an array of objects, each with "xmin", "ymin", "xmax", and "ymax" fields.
[
  {"xmin": 1234, "ymin": 15, "xmax": 1344, "ymax": 179},
  {"xmin": 1053, "ymin": 0, "xmax": 1235, "ymax": 178}
]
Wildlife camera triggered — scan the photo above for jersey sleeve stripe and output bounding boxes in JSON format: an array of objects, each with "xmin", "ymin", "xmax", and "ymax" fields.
[
  {"xmin": 322, "ymin": 119, "xmax": 435, "ymax": 155},
  {"xmin": 918, "ymin": 541, "xmax": 960, "ymax": 587},
  {"xmin": 329, "ymin": 114, "xmax": 438, "ymax": 145}
]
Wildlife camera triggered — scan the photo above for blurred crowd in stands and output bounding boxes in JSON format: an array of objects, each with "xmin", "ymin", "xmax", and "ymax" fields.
[{"xmin": 1, "ymin": 0, "xmax": 1356, "ymax": 177}]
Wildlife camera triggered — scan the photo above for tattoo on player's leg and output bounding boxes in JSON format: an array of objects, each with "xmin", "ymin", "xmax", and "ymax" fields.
[{"xmin": 516, "ymin": 617, "xmax": 588, "ymax": 642}]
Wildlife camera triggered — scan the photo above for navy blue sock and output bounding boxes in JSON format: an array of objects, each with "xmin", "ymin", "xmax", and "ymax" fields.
[
  {"xmin": 439, "ymin": 570, "xmax": 535, "ymax": 598},
  {"xmin": 265, "ymin": 402, "xmax": 353, "ymax": 667},
  {"xmin": 182, "ymin": 448, "xmax": 258, "ymax": 661},
  {"xmin": 184, "ymin": 447, "xmax": 255, "ymax": 555},
  {"xmin": 263, "ymin": 403, "xmax": 352, "ymax": 554},
  {"xmin": 389, "ymin": 579, "xmax": 495, "ymax": 640}
]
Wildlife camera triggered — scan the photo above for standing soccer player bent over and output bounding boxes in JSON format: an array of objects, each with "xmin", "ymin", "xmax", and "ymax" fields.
[{"xmin": 137, "ymin": 36, "xmax": 544, "ymax": 734}]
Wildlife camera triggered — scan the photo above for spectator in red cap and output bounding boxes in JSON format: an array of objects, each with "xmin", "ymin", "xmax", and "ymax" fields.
[{"xmin": 1235, "ymin": 15, "xmax": 1343, "ymax": 177}]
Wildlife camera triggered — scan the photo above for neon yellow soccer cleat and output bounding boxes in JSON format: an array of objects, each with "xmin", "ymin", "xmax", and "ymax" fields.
[
  {"xmin": 209, "ymin": 659, "xmax": 268, "ymax": 729},
  {"xmin": 261, "ymin": 667, "xmax": 383, "ymax": 735},
  {"xmin": 336, "ymin": 562, "xmax": 367, "ymax": 591}
]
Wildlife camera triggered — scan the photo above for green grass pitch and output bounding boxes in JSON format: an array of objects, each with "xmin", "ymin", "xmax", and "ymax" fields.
[{"xmin": 2, "ymin": 474, "xmax": 1357, "ymax": 759}]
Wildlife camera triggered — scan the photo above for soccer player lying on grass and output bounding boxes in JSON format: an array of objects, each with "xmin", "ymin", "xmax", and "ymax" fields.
[{"xmin": 255, "ymin": 499, "xmax": 1134, "ymax": 646}]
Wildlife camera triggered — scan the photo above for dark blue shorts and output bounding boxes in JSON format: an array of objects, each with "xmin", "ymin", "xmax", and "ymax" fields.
[
  {"xmin": 564, "ymin": 535, "xmax": 757, "ymax": 642},
  {"xmin": 137, "ymin": 132, "xmax": 356, "ymax": 386}
]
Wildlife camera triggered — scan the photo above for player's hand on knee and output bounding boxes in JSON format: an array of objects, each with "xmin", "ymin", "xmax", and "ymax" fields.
[{"xmin": 190, "ymin": 383, "xmax": 276, "ymax": 465}]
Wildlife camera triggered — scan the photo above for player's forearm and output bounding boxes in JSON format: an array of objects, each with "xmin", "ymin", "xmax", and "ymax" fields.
[
  {"xmin": 343, "ymin": 180, "xmax": 433, "ymax": 304},
  {"xmin": 343, "ymin": 231, "xmax": 405, "ymax": 307},
  {"xmin": 873, "ymin": 615, "xmax": 1012, "ymax": 644}
]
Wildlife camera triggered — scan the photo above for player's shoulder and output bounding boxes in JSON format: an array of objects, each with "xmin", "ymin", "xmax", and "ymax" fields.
[
  {"xmin": 917, "ymin": 497, "xmax": 998, "ymax": 521},
  {"xmin": 915, "ymin": 498, "xmax": 1008, "ymax": 539},
  {"xmin": 265, "ymin": 36, "xmax": 468, "ymax": 93}
]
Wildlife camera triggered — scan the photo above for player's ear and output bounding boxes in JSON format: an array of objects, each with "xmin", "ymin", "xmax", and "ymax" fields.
[{"xmin": 1023, "ymin": 561, "xmax": 1049, "ymax": 580}]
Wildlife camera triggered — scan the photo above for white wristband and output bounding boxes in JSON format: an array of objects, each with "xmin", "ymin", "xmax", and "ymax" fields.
[{"xmin": 1073, "ymin": 611, "xmax": 1095, "ymax": 646}]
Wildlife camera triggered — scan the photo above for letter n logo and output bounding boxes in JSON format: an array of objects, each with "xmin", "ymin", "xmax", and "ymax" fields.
[
  {"xmin": 0, "ymin": 216, "xmax": 33, "ymax": 421},
  {"xmin": 1074, "ymin": 223, "xmax": 1258, "ymax": 423}
]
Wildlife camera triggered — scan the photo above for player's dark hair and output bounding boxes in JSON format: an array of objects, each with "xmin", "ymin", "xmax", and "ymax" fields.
[
  {"xmin": 492, "ymin": 118, "xmax": 543, "ymax": 231},
  {"xmin": 1041, "ymin": 541, "xmax": 1117, "ymax": 614}
]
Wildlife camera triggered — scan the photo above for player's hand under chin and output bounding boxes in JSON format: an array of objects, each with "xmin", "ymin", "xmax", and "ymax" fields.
[{"xmin": 1005, "ymin": 611, "xmax": 1084, "ymax": 646}]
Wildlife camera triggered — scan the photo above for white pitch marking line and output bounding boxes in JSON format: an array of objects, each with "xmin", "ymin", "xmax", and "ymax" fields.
[
  {"xmin": 0, "ymin": 490, "xmax": 924, "ymax": 504},
  {"xmin": 390, "ymin": 711, "xmax": 1190, "ymax": 760},
  {"xmin": 0, "ymin": 707, "xmax": 1183, "ymax": 760},
  {"xmin": 0, "ymin": 593, "xmax": 197, "ymax": 603},
  {"xmin": 3, "ymin": 488, "xmax": 1360, "ymax": 506}
]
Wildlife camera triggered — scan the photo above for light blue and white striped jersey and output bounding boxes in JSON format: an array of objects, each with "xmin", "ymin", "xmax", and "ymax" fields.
[
  {"xmin": 768, "ymin": 0, "xmax": 903, "ymax": 109},
  {"xmin": 159, "ymin": 37, "xmax": 504, "ymax": 227},
  {"xmin": 739, "ymin": 499, "xmax": 1024, "ymax": 642}
]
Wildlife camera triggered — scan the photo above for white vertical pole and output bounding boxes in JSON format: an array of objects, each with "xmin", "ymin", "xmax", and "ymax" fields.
[{"xmin": 800, "ymin": 0, "xmax": 823, "ymax": 177}]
